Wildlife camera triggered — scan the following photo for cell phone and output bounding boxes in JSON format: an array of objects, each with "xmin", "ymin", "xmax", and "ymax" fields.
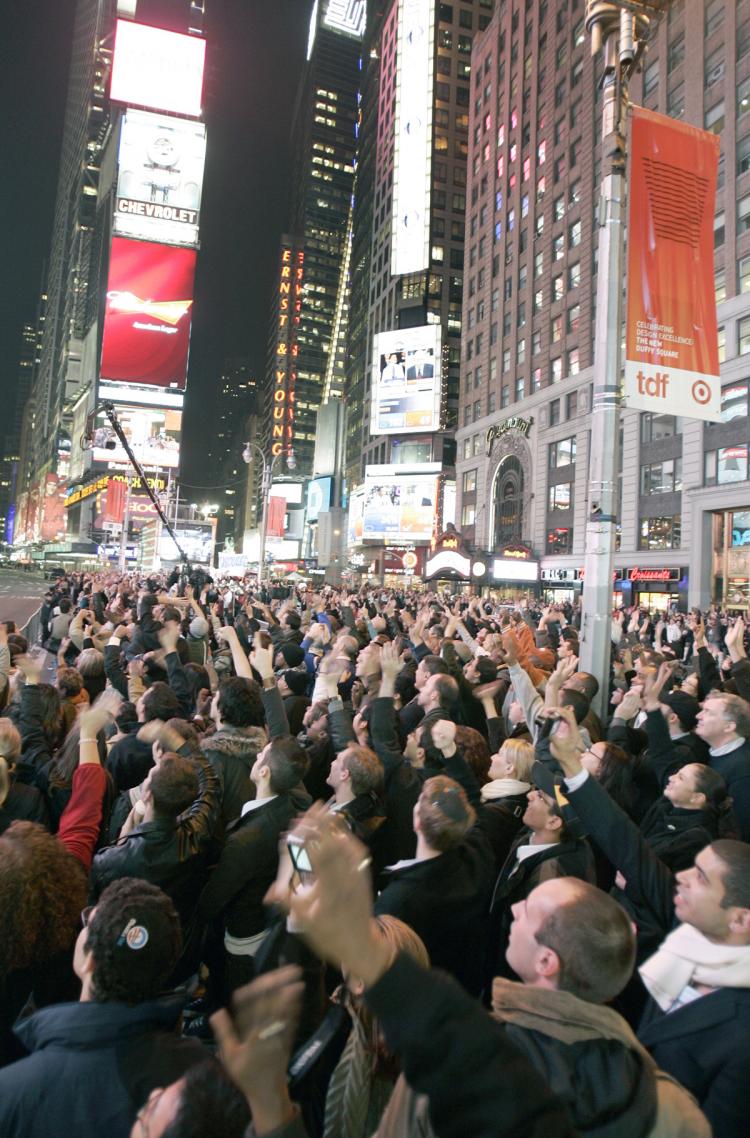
[{"xmin": 287, "ymin": 834, "xmax": 314, "ymax": 885}]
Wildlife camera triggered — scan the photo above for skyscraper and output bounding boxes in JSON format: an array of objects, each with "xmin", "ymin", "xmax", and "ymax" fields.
[
  {"xmin": 16, "ymin": 0, "xmax": 207, "ymax": 565},
  {"xmin": 457, "ymin": 0, "xmax": 750, "ymax": 610},
  {"xmin": 260, "ymin": 0, "xmax": 363, "ymax": 479},
  {"xmin": 343, "ymin": 0, "xmax": 493, "ymax": 579}
]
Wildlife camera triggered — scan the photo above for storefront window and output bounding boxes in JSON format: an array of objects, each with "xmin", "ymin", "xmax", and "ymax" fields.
[
  {"xmin": 639, "ymin": 515, "xmax": 681, "ymax": 550},
  {"xmin": 706, "ymin": 445, "xmax": 750, "ymax": 486}
]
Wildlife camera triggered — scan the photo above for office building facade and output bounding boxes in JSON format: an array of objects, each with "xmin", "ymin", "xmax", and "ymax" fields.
[{"xmin": 456, "ymin": 0, "xmax": 750, "ymax": 609}]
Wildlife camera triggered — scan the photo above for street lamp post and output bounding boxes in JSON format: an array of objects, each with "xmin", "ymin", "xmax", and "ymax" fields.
[
  {"xmin": 242, "ymin": 443, "xmax": 295, "ymax": 585},
  {"xmin": 580, "ymin": 1, "xmax": 667, "ymax": 716}
]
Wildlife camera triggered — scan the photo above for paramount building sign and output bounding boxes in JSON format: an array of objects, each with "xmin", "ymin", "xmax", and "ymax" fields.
[{"xmin": 486, "ymin": 416, "xmax": 533, "ymax": 454}]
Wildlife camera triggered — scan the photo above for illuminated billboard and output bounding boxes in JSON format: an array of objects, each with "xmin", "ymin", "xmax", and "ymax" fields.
[
  {"xmin": 347, "ymin": 485, "xmax": 365, "ymax": 545},
  {"xmin": 92, "ymin": 404, "xmax": 182, "ymax": 469},
  {"xmin": 362, "ymin": 464, "xmax": 440, "ymax": 543},
  {"xmin": 110, "ymin": 19, "xmax": 206, "ymax": 118},
  {"xmin": 371, "ymin": 323, "xmax": 442, "ymax": 435},
  {"xmin": 306, "ymin": 476, "xmax": 333, "ymax": 523},
  {"xmin": 100, "ymin": 237, "xmax": 196, "ymax": 389},
  {"xmin": 114, "ymin": 110, "xmax": 206, "ymax": 247},
  {"xmin": 160, "ymin": 520, "xmax": 215, "ymax": 564},
  {"xmin": 391, "ymin": 0, "xmax": 435, "ymax": 275}
]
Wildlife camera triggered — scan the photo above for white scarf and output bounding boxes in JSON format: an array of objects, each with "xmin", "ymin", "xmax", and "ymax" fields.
[
  {"xmin": 481, "ymin": 778, "xmax": 530, "ymax": 802},
  {"xmin": 640, "ymin": 922, "xmax": 750, "ymax": 1011}
]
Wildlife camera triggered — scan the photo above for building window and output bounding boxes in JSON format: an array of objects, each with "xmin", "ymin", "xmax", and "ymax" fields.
[
  {"xmin": 515, "ymin": 376, "xmax": 525, "ymax": 400},
  {"xmin": 668, "ymin": 83, "xmax": 685, "ymax": 119},
  {"xmin": 640, "ymin": 459, "xmax": 683, "ymax": 495},
  {"xmin": 721, "ymin": 383, "xmax": 749, "ymax": 421},
  {"xmin": 738, "ymin": 75, "xmax": 750, "ymax": 118},
  {"xmin": 463, "ymin": 438, "xmax": 472, "ymax": 460},
  {"xmin": 532, "ymin": 329, "xmax": 542, "ymax": 355},
  {"xmin": 715, "ymin": 266, "xmax": 726, "ymax": 303},
  {"xmin": 463, "ymin": 469, "xmax": 477, "ymax": 494},
  {"xmin": 640, "ymin": 413, "xmax": 681, "ymax": 442},
  {"xmin": 547, "ymin": 527, "xmax": 573, "ymax": 555},
  {"xmin": 461, "ymin": 504, "xmax": 477, "ymax": 527},
  {"xmin": 644, "ymin": 60, "xmax": 659, "ymax": 95},
  {"xmin": 718, "ymin": 325, "xmax": 726, "ymax": 363},
  {"xmin": 503, "ymin": 348, "xmax": 511, "ymax": 373},
  {"xmin": 739, "ymin": 257, "xmax": 750, "ymax": 295},
  {"xmin": 639, "ymin": 516, "xmax": 681, "ymax": 550},
  {"xmin": 568, "ymin": 348, "xmax": 580, "ymax": 375},
  {"xmin": 551, "ymin": 356, "xmax": 562, "ymax": 384},
  {"xmin": 567, "ymin": 304, "xmax": 580, "ymax": 334},
  {"xmin": 501, "ymin": 384, "xmax": 510, "ymax": 408},
  {"xmin": 517, "ymin": 337, "xmax": 526, "ymax": 363},
  {"xmin": 548, "ymin": 482, "xmax": 572, "ymax": 511},
  {"xmin": 704, "ymin": 0, "xmax": 723, "ymax": 37},
  {"xmin": 549, "ymin": 398, "xmax": 561, "ymax": 426},
  {"xmin": 668, "ymin": 32, "xmax": 684, "ymax": 73},
  {"xmin": 568, "ymin": 262, "xmax": 580, "ymax": 289},
  {"xmin": 549, "ymin": 436, "xmax": 576, "ymax": 468},
  {"xmin": 739, "ymin": 317, "xmax": 750, "ymax": 356},
  {"xmin": 705, "ymin": 447, "xmax": 749, "ymax": 486},
  {"xmin": 532, "ymin": 367, "xmax": 543, "ymax": 392},
  {"xmin": 569, "ymin": 219, "xmax": 581, "ymax": 247},
  {"xmin": 738, "ymin": 195, "xmax": 750, "ymax": 235},
  {"xmin": 705, "ymin": 102, "xmax": 725, "ymax": 136}
]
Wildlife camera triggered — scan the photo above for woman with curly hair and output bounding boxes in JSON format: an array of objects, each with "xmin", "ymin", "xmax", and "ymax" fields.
[{"xmin": 0, "ymin": 821, "xmax": 88, "ymax": 1067}]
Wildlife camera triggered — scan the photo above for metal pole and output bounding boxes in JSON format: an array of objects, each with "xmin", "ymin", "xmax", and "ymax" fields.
[
  {"xmin": 580, "ymin": 3, "xmax": 655, "ymax": 716},
  {"xmin": 258, "ymin": 455, "xmax": 270, "ymax": 587}
]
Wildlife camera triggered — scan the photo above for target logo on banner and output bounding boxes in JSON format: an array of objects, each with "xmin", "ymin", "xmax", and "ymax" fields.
[{"xmin": 692, "ymin": 379, "xmax": 712, "ymax": 405}]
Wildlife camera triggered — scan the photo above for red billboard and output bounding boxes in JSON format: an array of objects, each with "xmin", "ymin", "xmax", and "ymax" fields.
[
  {"xmin": 100, "ymin": 237, "xmax": 196, "ymax": 389},
  {"xmin": 625, "ymin": 105, "xmax": 721, "ymax": 421},
  {"xmin": 110, "ymin": 19, "xmax": 206, "ymax": 118}
]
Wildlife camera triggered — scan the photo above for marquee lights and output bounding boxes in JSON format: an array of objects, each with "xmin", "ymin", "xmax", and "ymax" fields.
[{"xmin": 273, "ymin": 244, "xmax": 304, "ymax": 457}]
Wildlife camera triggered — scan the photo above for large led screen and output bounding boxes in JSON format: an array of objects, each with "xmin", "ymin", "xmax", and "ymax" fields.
[
  {"xmin": 100, "ymin": 238, "xmax": 196, "ymax": 389},
  {"xmin": 92, "ymin": 404, "xmax": 182, "ymax": 469},
  {"xmin": 391, "ymin": 0, "xmax": 435, "ymax": 275},
  {"xmin": 371, "ymin": 324, "xmax": 442, "ymax": 435},
  {"xmin": 362, "ymin": 464, "xmax": 440, "ymax": 543},
  {"xmin": 160, "ymin": 521, "xmax": 215, "ymax": 564},
  {"xmin": 114, "ymin": 110, "xmax": 206, "ymax": 247},
  {"xmin": 110, "ymin": 19, "xmax": 206, "ymax": 118}
]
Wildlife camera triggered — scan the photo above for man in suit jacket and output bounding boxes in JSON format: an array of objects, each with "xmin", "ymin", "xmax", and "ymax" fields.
[
  {"xmin": 198, "ymin": 735, "xmax": 308, "ymax": 998},
  {"xmin": 550, "ymin": 707, "xmax": 750, "ymax": 1138},
  {"xmin": 405, "ymin": 353, "xmax": 434, "ymax": 380}
]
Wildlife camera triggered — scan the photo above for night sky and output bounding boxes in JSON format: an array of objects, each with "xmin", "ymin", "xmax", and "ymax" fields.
[{"xmin": 0, "ymin": 0, "xmax": 309, "ymax": 484}]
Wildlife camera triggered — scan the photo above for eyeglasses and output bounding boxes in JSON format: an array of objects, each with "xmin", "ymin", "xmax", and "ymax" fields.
[{"xmin": 81, "ymin": 906, "xmax": 95, "ymax": 928}]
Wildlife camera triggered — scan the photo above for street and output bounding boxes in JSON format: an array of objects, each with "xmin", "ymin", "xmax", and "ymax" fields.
[{"xmin": 0, "ymin": 568, "xmax": 47, "ymax": 631}]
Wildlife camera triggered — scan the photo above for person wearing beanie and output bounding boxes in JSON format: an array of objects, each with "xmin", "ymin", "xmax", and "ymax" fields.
[
  {"xmin": 274, "ymin": 643, "xmax": 306, "ymax": 671},
  {"xmin": 277, "ymin": 669, "xmax": 310, "ymax": 736},
  {"xmin": 186, "ymin": 616, "xmax": 209, "ymax": 666}
]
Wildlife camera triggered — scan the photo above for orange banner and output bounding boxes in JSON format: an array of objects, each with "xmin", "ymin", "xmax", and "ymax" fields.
[{"xmin": 625, "ymin": 105, "xmax": 720, "ymax": 421}]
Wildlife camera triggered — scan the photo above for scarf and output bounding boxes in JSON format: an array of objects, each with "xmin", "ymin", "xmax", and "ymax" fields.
[
  {"xmin": 481, "ymin": 778, "xmax": 530, "ymax": 802},
  {"xmin": 639, "ymin": 923, "xmax": 750, "ymax": 1011},
  {"xmin": 323, "ymin": 1010, "xmax": 394, "ymax": 1138}
]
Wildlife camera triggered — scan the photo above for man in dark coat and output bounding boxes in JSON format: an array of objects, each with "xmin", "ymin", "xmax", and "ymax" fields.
[
  {"xmin": 198, "ymin": 734, "xmax": 308, "ymax": 996},
  {"xmin": 0, "ymin": 879, "xmax": 205, "ymax": 1138},
  {"xmin": 551, "ymin": 711, "xmax": 750, "ymax": 1138}
]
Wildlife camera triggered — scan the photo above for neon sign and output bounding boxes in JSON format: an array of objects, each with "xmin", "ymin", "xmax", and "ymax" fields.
[{"xmin": 273, "ymin": 244, "xmax": 304, "ymax": 457}]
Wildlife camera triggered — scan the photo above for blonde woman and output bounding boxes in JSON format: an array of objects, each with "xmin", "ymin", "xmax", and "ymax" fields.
[
  {"xmin": 480, "ymin": 738, "xmax": 534, "ymax": 871},
  {"xmin": 0, "ymin": 719, "xmax": 50, "ymax": 835}
]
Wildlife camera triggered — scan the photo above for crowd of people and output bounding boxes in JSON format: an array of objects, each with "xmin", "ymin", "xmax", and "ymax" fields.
[{"xmin": 0, "ymin": 568, "xmax": 749, "ymax": 1137}]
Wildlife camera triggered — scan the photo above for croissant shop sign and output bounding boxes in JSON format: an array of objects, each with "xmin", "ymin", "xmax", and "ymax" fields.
[{"xmin": 626, "ymin": 567, "xmax": 680, "ymax": 583}]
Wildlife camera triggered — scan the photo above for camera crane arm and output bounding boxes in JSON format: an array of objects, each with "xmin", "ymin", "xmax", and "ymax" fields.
[{"xmin": 99, "ymin": 400, "xmax": 189, "ymax": 568}]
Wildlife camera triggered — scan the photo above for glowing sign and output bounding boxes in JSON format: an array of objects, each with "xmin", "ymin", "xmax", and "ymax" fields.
[
  {"xmin": 362, "ymin": 464, "xmax": 440, "ymax": 543},
  {"xmin": 391, "ymin": 0, "xmax": 435, "ymax": 274},
  {"xmin": 272, "ymin": 243, "xmax": 304, "ymax": 457},
  {"xmin": 323, "ymin": 0, "xmax": 366, "ymax": 37},
  {"xmin": 100, "ymin": 238, "xmax": 196, "ymax": 389},
  {"xmin": 110, "ymin": 19, "xmax": 206, "ymax": 118},
  {"xmin": 371, "ymin": 324, "xmax": 442, "ymax": 435},
  {"xmin": 114, "ymin": 110, "xmax": 206, "ymax": 247}
]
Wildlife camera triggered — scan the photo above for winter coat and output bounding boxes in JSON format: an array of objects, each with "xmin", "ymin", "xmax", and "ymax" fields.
[
  {"xmin": 200, "ymin": 724, "xmax": 268, "ymax": 827},
  {"xmin": 0, "ymin": 994, "xmax": 205, "ymax": 1138}
]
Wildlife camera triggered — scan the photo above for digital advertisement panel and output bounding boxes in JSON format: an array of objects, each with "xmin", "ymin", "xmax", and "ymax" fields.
[
  {"xmin": 391, "ymin": 0, "xmax": 435, "ymax": 275},
  {"xmin": 371, "ymin": 324, "xmax": 442, "ymax": 435},
  {"xmin": 160, "ymin": 520, "xmax": 215, "ymax": 564},
  {"xmin": 624, "ymin": 105, "xmax": 721, "ymax": 421},
  {"xmin": 306, "ymin": 476, "xmax": 333, "ymax": 523},
  {"xmin": 92, "ymin": 404, "xmax": 182, "ymax": 469},
  {"xmin": 100, "ymin": 237, "xmax": 196, "ymax": 388},
  {"xmin": 362, "ymin": 464, "xmax": 439, "ymax": 542},
  {"xmin": 110, "ymin": 19, "xmax": 206, "ymax": 118},
  {"xmin": 114, "ymin": 110, "xmax": 206, "ymax": 247}
]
